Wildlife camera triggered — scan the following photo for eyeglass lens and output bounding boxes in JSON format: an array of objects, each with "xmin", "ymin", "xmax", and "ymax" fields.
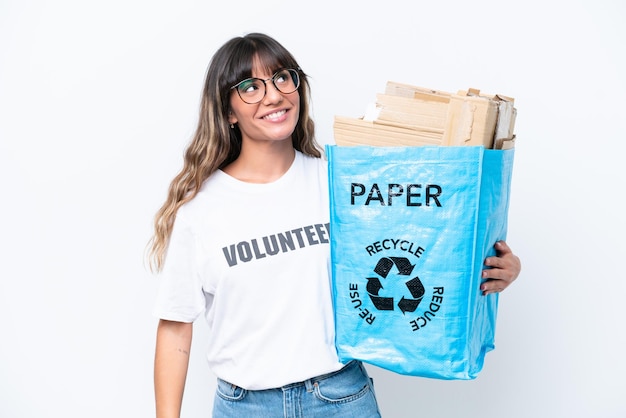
[{"xmin": 236, "ymin": 69, "xmax": 299, "ymax": 104}]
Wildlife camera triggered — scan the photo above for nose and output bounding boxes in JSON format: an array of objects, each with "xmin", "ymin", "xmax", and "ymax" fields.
[{"xmin": 262, "ymin": 80, "xmax": 283, "ymax": 104}]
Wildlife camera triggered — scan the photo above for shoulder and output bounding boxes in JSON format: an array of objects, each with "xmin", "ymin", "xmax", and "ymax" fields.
[
  {"xmin": 293, "ymin": 151, "xmax": 329, "ymax": 197},
  {"xmin": 176, "ymin": 171, "xmax": 225, "ymax": 221},
  {"xmin": 296, "ymin": 151, "xmax": 328, "ymax": 173}
]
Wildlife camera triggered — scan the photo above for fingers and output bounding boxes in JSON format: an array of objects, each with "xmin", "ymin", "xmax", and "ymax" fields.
[
  {"xmin": 480, "ymin": 279, "xmax": 506, "ymax": 295},
  {"xmin": 494, "ymin": 240, "xmax": 512, "ymax": 256},
  {"xmin": 480, "ymin": 241, "xmax": 521, "ymax": 296}
]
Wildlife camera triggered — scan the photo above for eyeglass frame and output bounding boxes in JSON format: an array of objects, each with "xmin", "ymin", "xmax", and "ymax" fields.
[{"xmin": 229, "ymin": 68, "xmax": 301, "ymax": 104}]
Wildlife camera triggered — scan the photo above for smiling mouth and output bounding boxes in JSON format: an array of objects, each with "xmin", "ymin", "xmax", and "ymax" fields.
[{"xmin": 263, "ymin": 109, "xmax": 287, "ymax": 121}]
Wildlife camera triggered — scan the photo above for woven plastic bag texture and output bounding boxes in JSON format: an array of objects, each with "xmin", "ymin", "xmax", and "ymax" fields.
[{"xmin": 327, "ymin": 145, "xmax": 514, "ymax": 380}]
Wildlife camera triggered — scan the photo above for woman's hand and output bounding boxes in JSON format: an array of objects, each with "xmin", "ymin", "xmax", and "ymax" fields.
[{"xmin": 480, "ymin": 241, "xmax": 521, "ymax": 295}]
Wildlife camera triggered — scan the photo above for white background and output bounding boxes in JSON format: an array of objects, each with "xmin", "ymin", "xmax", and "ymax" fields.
[{"xmin": 1, "ymin": 1, "xmax": 624, "ymax": 417}]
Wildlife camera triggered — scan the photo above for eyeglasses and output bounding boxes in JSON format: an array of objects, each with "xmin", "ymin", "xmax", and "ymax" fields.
[{"xmin": 230, "ymin": 68, "xmax": 300, "ymax": 104}]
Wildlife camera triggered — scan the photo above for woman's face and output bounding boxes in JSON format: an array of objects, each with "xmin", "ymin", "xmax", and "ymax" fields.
[{"xmin": 228, "ymin": 60, "xmax": 300, "ymax": 146}]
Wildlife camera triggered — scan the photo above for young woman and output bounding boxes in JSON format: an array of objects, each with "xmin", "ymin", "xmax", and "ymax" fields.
[{"xmin": 150, "ymin": 33, "xmax": 521, "ymax": 418}]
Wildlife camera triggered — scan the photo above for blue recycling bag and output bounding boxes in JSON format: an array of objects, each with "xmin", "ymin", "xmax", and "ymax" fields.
[{"xmin": 326, "ymin": 145, "xmax": 515, "ymax": 380}]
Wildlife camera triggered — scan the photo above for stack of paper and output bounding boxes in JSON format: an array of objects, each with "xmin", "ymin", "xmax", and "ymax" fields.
[{"xmin": 333, "ymin": 82, "xmax": 516, "ymax": 149}]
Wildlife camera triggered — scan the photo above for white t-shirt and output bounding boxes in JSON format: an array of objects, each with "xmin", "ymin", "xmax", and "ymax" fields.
[{"xmin": 153, "ymin": 151, "xmax": 344, "ymax": 390}]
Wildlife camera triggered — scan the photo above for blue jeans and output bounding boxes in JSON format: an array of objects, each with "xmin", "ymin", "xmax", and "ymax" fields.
[{"xmin": 212, "ymin": 360, "xmax": 381, "ymax": 417}]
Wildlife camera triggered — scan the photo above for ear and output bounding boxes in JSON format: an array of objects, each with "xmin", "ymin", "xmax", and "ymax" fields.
[{"xmin": 228, "ymin": 111, "xmax": 238, "ymax": 125}]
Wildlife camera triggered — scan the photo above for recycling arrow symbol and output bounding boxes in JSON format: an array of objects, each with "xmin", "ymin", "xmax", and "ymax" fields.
[{"xmin": 366, "ymin": 256, "xmax": 425, "ymax": 314}]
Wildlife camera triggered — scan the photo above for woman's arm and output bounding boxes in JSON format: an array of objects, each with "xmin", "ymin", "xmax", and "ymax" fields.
[
  {"xmin": 480, "ymin": 240, "xmax": 521, "ymax": 295},
  {"xmin": 154, "ymin": 319, "xmax": 193, "ymax": 418}
]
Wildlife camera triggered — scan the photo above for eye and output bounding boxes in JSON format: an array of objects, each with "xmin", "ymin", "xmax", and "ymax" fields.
[
  {"xmin": 238, "ymin": 79, "xmax": 261, "ymax": 94},
  {"xmin": 274, "ymin": 70, "xmax": 290, "ymax": 85}
]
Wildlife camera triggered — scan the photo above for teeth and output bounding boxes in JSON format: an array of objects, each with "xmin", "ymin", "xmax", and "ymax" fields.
[{"xmin": 264, "ymin": 110, "xmax": 286, "ymax": 120}]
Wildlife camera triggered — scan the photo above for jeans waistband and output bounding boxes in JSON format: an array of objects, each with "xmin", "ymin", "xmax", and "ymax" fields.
[{"xmin": 282, "ymin": 360, "xmax": 359, "ymax": 392}]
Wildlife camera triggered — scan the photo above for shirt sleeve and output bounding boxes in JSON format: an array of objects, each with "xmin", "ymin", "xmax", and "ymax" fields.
[{"xmin": 152, "ymin": 211, "xmax": 206, "ymax": 323}]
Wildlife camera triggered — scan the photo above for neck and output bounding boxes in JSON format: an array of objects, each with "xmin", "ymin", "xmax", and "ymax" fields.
[{"xmin": 223, "ymin": 140, "xmax": 296, "ymax": 183}]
